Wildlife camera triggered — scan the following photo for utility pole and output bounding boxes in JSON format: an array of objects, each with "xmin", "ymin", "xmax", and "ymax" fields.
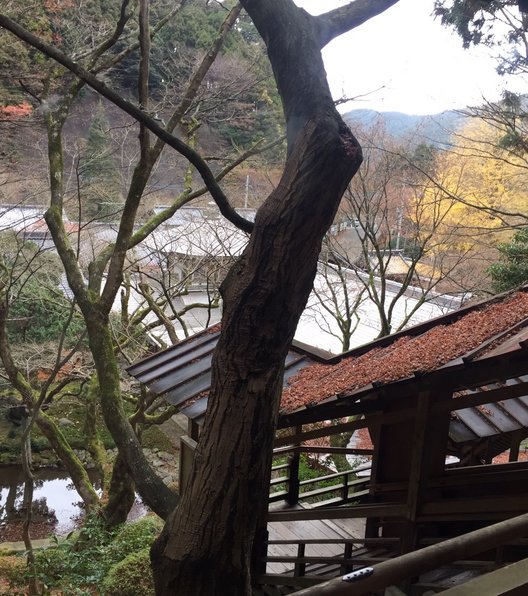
[{"xmin": 245, "ymin": 174, "xmax": 249, "ymax": 208}]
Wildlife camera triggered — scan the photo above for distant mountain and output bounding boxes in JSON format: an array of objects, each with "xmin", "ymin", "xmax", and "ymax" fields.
[{"xmin": 343, "ymin": 109, "xmax": 466, "ymax": 145}]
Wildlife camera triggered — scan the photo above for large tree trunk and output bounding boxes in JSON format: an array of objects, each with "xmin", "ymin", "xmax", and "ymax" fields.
[
  {"xmin": 151, "ymin": 2, "xmax": 362, "ymax": 593},
  {"xmin": 86, "ymin": 315, "xmax": 178, "ymax": 519},
  {"xmin": 104, "ymin": 452, "xmax": 136, "ymax": 528}
]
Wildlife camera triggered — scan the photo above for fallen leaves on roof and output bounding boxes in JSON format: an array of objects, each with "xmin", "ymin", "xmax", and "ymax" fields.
[
  {"xmin": 349, "ymin": 427, "xmax": 373, "ymax": 451},
  {"xmin": 280, "ymin": 291, "xmax": 528, "ymax": 414},
  {"xmin": 493, "ymin": 450, "xmax": 528, "ymax": 464}
]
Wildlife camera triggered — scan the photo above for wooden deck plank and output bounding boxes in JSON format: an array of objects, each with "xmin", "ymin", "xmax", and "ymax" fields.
[
  {"xmin": 266, "ymin": 505, "xmax": 367, "ymax": 575},
  {"xmin": 266, "ymin": 522, "xmax": 300, "ymax": 574},
  {"xmin": 267, "ymin": 519, "xmax": 343, "ymax": 573},
  {"xmin": 322, "ymin": 516, "xmax": 366, "ymax": 539},
  {"xmin": 272, "ymin": 520, "xmax": 343, "ymax": 557}
]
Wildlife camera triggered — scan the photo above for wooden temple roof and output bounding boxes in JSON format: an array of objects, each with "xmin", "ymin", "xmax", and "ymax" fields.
[
  {"xmin": 128, "ymin": 287, "xmax": 528, "ymax": 443},
  {"xmin": 127, "ymin": 325, "xmax": 329, "ymax": 421}
]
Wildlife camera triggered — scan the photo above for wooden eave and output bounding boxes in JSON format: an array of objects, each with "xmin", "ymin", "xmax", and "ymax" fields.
[
  {"xmin": 281, "ymin": 335, "xmax": 528, "ymax": 434},
  {"xmin": 127, "ymin": 286, "xmax": 528, "ymax": 445}
]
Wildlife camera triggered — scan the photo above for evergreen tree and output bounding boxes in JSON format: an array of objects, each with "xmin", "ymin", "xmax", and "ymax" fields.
[{"xmin": 489, "ymin": 228, "xmax": 528, "ymax": 293}]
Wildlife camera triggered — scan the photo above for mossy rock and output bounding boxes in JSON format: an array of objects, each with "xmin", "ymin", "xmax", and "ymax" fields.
[
  {"xmin": 102, "ymin": 547, "xmax": 154, "ymax": 596},
  {"xmin": 141, "ymin": 425, "xmax": 174, "ymax": 452}
]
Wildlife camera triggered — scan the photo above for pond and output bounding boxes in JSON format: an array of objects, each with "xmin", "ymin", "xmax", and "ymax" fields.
[{"xmin": 0, "ymin": 466, "xmax": 147, "ymax": 539}]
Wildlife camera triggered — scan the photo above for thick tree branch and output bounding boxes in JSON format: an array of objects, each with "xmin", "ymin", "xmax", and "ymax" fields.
[
  {"xmin": 129, "ymin": 135, "xmax": 282, "ymax": 251},
  {"xmin": 315, "ymin": 0, "xmax": 401, "ymax": 48},
  {"xmin": 241, "ymin": 0, "xmax": 336, "ymax": 147}
]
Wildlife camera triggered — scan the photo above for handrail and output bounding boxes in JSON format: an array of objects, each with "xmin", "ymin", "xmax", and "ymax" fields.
[
  {"xmin": 267, "ymin": 538, "xmax": 399, "ymax": 546},
  {"xmin": 268, "ymin": 503, "xmax": 407, "ymax": 522},
  {"xmin": 269, "ymin": 475, "xmax": 289, "ymax": 487},
  {"xmin": 269, "ymin": 445, "xmax": 372, "ymax": 506},
  {"xmin": 299, "ymin": 469, "xmax": 360, "ymax": 485},
  {"xmin": 293, "ymin": 512, "xmax": 528, "ymax": 595},
  {"xmin": 273, "ymin": 444, "xmax": 373, "ymax": 457},
  {"xmin": 271, "ymin": 462, "xmax": 290, "ymax": 471}
]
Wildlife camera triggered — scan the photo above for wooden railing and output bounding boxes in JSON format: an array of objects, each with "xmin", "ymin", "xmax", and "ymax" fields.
[
  {"xmin": 269, "ymin": 445, "xmax": 372, "ymax": 507},
  {"xmin": 258, "ymin": 537, "xmax": 399, "ymax": 589},
  {"xmin": 181, "ymin": 434, "xmax": 373, "ymax": 507},
  {"xmin": 291, "ymin": 513, "xmax": 528, "ymax": 595},
  {"xmin": 297, "ymin": 469, "xmax": 370, "ymax": 506}
]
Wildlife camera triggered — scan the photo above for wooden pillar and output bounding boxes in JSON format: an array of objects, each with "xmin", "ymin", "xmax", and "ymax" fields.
[
  {"xmin": 340, "ymin": 542, "xmax": 353, "ymax": 574},
  {"xmin": 250, "ymin": 525, "xmax": 269, "ymax": 580},
  {"xmin": 294, "ymin": 543, "xmax": 306, "ymax": 577},
  {"xmin": 179, "ymin": 435, "xmax": 197, "ymax": 496},
  {"xmin": 399, "ymin": 390, "xmax": 433, "ymax": 591},
  {"xmin": 366, "ymin": 414, "xmax": 383, "ymax": 539},
  {"xmin": 403, "ymin": 390, "xmax": 451, "ymax": 554},
  {"xmin": 509, "ymin": 430, "xmax": 523, "ymax": 462},
  {"xmin": 287, "ymin": 425, "xmax": 302, "ymax": 505},
  {"xmin": 406, "ymin": 392, "xmax": 432, "ymax": 522}
]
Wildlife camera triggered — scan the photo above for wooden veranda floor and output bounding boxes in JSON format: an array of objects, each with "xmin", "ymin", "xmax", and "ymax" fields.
[{"xmin": 266, "ymin": 508, "xmax": 365, "ymax": 575}]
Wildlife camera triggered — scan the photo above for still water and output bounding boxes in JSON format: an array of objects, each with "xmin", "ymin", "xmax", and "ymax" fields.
[{"xmin": 0, "ymin": 466, "xmax": 146, "ymax": 536}]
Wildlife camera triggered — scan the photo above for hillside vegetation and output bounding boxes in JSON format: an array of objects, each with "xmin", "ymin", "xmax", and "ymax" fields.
[
  {"xmin": 344, "ymin": 108, "xmax": 466, "ymax": 144},
  {"xmin": 0, "ymin": 0, "xmax": 285, "ymax": 213}
]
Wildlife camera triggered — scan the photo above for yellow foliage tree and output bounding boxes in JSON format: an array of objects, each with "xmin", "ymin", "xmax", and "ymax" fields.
[{"xmin": 413, "ymin": 115, "xmax": 528, "ymax": 290}]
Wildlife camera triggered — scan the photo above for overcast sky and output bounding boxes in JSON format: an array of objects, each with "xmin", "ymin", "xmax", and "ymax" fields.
[{"xmin": 297, "ymin": 0, "xmax": 527, "ymax": 115}]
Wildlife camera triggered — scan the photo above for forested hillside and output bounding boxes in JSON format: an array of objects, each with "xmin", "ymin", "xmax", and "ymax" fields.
[
  {"xmin": 344, "ymin": 108, "xmax": 466, "ymax": 144},
  {"xmin": 0, "ymin": 0, "xmax": 284, "ymax": 215}
]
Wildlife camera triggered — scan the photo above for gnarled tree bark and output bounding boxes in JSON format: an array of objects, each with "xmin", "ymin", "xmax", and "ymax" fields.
[{"xmin": 149, "ymin": 0, "xmax": 400, "ymax": 593}]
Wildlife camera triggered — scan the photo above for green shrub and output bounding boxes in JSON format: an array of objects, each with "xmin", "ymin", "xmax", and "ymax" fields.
[
  {"xmin": 105, "ymin": 516, "xmax": 162, "ymax": 567},
  {"xmin": 0, "ymin": 442, "xmax": 19, "ymax": 454},
  {"xmin": 33, "ymin": 544, "xmax": 75, "ymax": 588},
  {"xmin": 0, "ymin": 554, "xmax": 25, "ymax": 591},
  {"xmin": 102, "ymin": 548, "xmax": 154, "ymax": 596},
  {"xmin": 33, "ymin": 515, "xmax": 112, "ymax": 591},
  {"xmin": 29, "ymin": 436, "xmax": 50, "ymax": 453},
  {"xmin": 6, "ymin": 428, "xmax": 18, "ymax": 440},
  {"xmin": 7, "ymin": 277, "xmax": 85, "ymax": 345},
  {"xmin": 30, "ymin": 515, "xmax": 162, "ymax": 593}
]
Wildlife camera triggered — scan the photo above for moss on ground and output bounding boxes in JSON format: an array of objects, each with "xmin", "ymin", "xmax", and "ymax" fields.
[{"xmin": 141, "ymin": 424, "xmax": 174, "ymax": 452}]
